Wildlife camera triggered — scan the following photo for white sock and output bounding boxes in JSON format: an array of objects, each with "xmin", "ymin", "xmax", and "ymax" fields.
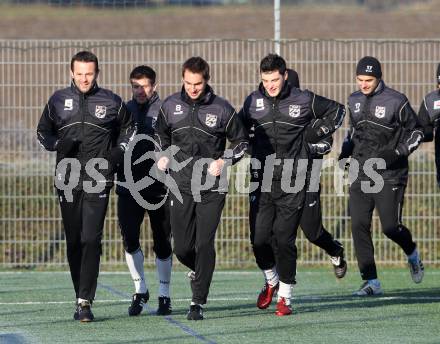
[
  {"xmin": 190, "ymin": 301, "xmax": 203, "ymax": 307},
  {"xmin": 125, "ymin": 249, "xmax": 147, "ymax": 294},
  {"xmin": 77, "ymin": 298, "xmax": 88, "ymax": 304},
  {"xmin": 277, "ymin": 281, "xmax": 292, "ymax": 305},
  {"xmin": 262, "ymin": 266, "xmax": 279, "ymax": 286},
  {"xmin": 156, "ymin": 255, "xmax": 172, "ymax": 297}
]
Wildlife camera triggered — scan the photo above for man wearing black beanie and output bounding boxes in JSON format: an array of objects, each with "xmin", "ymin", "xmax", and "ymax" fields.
[
  {"xmin": 355, "ymin": 56, "xmax": 382, "ymax": 79},
  {"xmin": 339, "ymin": 56, "xmax": 424, "ymax": 296},
  {"xmin": 418, "ymin": 63, "xmax": 440, "ymax": 186}
]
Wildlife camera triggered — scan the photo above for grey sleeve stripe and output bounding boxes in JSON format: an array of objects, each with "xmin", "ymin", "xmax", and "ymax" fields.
[
  {"xmin": 59, "ymin": 122, "xmax": 82, "ymax": 131},
  {"xmin": 225, "ymin": 110, "xmax": 237, "ymax": 131},
  {"xmin": 311, "ymin": 93, "xmax": 317, "ymax": 118},
  {"xmin": 154, "ymin": 133, "xmax": 163, "ymax": 149},
  {"xmin": 117, "ymin": 101, "xmax": 123, "ymax": 116},
  {"xmin": 423, "ymin": 97, "xmax": 428, "ymax": 111},
  {"xmin": 399, "ymin": 100, "xmax": 409, "ymax": 123},
  {"xmin": 160, "ymin": 107, "xmax": 168, "ymax": 124},
  {"xmin": 47, "ymin": 103, "xmax": 54, "ymax": 121}
]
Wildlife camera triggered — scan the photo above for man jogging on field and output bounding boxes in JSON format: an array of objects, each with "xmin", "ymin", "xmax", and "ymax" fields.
[
  {"xmin": 239, "ymin": 54, "xmax": 345, "ymax": 316},
  {"xmin": 340, "ymin": 56, "xmax": 424, "ymax": 296},
  {"xmin": 37, "ymin": 51, "xmax": 134, "ymax": 322},
  {"xmin": 116, "ymin": 65, "xmax": 173, "ymax": 317},
  {"xmin": 155, "ymin": 56, "xmax": 248, "ymax": 320}
]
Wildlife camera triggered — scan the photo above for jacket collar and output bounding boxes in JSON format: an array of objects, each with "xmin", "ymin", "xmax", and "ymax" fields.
[
  {"xmin": 133, "ymin": 92, "xmax": 160, "ymax": 111},
  {"xmin": 258, "ymin": 81, "xmax": 291, "ymax": 101},
  {"xmin": 180, "ymin": 84, "xmax": 214, "ymax": 105},
  {"xmin": 70, "ymin": 80, "xmax": 99, "ymax": 96},
  {"xmin": 365, "ymin": 79, "xmax": 385, "ymax": 98}
]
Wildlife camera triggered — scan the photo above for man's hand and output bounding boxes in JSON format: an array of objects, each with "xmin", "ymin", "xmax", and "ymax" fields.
[
  {"xmin": 208, "ymin": 159, "xmax": 225, "ymax": 177},
  {"xmin": 157, "ymin": 156, "xmax": 170, "ymax": 171},
  {"xmin": 304, "ymin": 124, "xmax": 330, "ymax": 144},
  {"xmin": 377, "ymin": 149, "xmax": 401, "ymax": 167}
]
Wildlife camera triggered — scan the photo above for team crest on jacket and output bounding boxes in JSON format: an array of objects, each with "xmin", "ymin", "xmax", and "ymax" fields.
[
  {"xmin": 374, "ymin": 106, "xmax": 386, "ymax": 118},
  {"xmin": 434, "ymin": 100, "xmax": 440, "ymax": 110},
  {"xmin": 205, "ymin": 113, "xmax": 218, "ymax": 127},
  {"xmin": 256, "ymin": 98, "xmax": 265, "ymax": 111},
  {"xmin": 289, "ymin": 104, "xmax": 301, "ymax": 118},
  {"xmin": 95, "ymin": 105, "xmax": 107, "ymax": 119},
  {"xmin": 64, "ymin": 99, "xmax": 73, "ymax": 111}
]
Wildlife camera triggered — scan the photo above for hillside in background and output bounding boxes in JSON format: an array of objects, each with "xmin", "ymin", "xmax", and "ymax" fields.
[{"xmin": 1, "ymin": 0, "xmax": 440, "ymax": 39}]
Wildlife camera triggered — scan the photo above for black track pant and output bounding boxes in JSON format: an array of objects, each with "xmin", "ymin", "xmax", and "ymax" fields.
[
  {"xmin": 117, "ymin": 193, "xmax": 172, "ymax": 259},
  {"xmin": 250, "ymin": 182, "xmax": 304, "ymax": 284},
  {"xmin": 349, "ymin": 182, "xmax": 416, "ymax": 280},
  {"xmin": 58, "ymin": 189, "xmax": 109, "ymax": 301},
  {"xmin": 170, "ymin": 190, "xmax": 225, "ymax": 305},
  {"xmin": 300, "ymin": 187, "xmax": 343, "ymax": 257}
]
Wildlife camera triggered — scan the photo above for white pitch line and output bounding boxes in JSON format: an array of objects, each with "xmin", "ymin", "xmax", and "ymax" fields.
[
  {"xmin": 1, "ymin": 295, "xmax": 439, "ymax": 306},
  {"xmin": 0, "ymin": 270, "xmax": 439, "ymax": 275}
]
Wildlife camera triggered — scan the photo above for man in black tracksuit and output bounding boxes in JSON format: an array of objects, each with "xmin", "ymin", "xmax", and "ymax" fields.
[
  {"xmin": 37, "ymin": 51, "xmax": 135, "ymax": 321},
  {"xmin": 155, "ymin": 57, "xmax": 248, "ymax": 320},
  {"xmin": 418, "ymin": 63, "xmax": 440, "ymax": 186},
  {"xmin": 116, "ymin": 66, "xmax": 173, "ymax": 317},
  {"xmin": 340, "ymin": 56, "xmax": 424, "ymax": 296},
  {"xmin": 239, "ymin": 55, "xmax": 345, "ymax": 316},
  {"xmin": 286, "ymin": 69, "xmax": 347, "ymax": 279}
]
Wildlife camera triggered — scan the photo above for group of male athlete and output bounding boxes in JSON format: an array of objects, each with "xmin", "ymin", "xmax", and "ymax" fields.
[{"xmin": 38, "ymin": 51, "xmax": 434, "ymax": 322}]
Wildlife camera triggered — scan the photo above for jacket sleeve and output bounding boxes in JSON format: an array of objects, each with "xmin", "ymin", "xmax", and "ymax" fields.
[
  {"xmin": 396, "ymin": 99, "xmax": 424, "ymax": 156},
  {"xmin": 338, "ymin": 108, "xmax": 355, "ymax": 159},
  {"xmin": 116, "ymin": 101, "xmax": 136, "ymax": 151},
  {"xmin": 418, "ymin": 98, "xmax": 434, "ymax": 142},
  {"xmin": 36, "ymin": 101, "xmax": 58, "ymax": 151},
  {"xmin": 154, "ymin": 106, "xmax": 172, "ymax": 157},
  {"xmin": 237, "ymin": 96, "xmax": 255, "ymax": 156},
  {"xmin": 309, "ymin": 93, "xmax": 346, "ymax": 139},
  {"xmin": 223, "ymin": 107, "xmax": 249, "ymax": 165}
]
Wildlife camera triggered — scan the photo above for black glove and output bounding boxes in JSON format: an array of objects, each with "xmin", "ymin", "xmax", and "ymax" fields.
[
  {"xmin": 56, "ymin": 137, "xmax": 80, "ymax": 157},
  {"xmin": 307, "ymin": 143, "xmax": 317, "ymax": 156},
  {"xmin": 107, "ymin": 146, "xmax": 125, "ymax": 170},
  {"xmin": 304, "ymin": 124, "xmax": 330, "ymax": 144},
  {"xmin": 377, "ymin": 149, "xmax": 401, "ymax": 167}
]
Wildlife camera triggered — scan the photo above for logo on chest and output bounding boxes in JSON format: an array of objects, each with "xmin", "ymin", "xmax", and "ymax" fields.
[
  {"xmin": 354, "ymin": 103, "xmax": 361, "ymax": 113},
  {"xmin": 173, "ymin": 104, "xmax": 183, "ymax": 115},
  {"xmin": 64, "ymin": 99, "xmax": 73, "ymax": 111},
  {"xmin": 374, "ymin": 106, "xmax": 386, "ymax": 119},
  {"xmin": 95, "ymin": 105, "xmax": 107, "ymax": 119},
  {"xmin": 433, "ymin": 100, "xmax": 440, "ymax": 110},
  {"xmin": 256, "ymin": 98, "xmax": 265, "ymax": 111},
  {"xmin": 289, "ymin": 104, "xmax": 301, "ymax": 118},
  {"xmin": 205, "ymin": 114, "xmax": 218, "ymax": 128}
]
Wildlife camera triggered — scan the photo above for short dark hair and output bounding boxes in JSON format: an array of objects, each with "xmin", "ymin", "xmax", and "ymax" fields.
[
  {"xmin": 182, "ymin": 57, "xmax": 210, "ymax": 81},
  {"xmin": 70, "ymin": 51, "xmax": 99, "ymax": 73},
  {"xmin": 260, "ymin": 54, "xmax": 286, "ymax": 75},
  {"xmin": 130, "ymin": 65, "xmax": 156, "ymax": 84}
]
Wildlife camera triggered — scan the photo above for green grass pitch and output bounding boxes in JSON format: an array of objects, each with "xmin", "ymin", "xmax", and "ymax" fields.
[{"xmin": 0, "ymin": 268, "xmax": 439, "ymax": 343}]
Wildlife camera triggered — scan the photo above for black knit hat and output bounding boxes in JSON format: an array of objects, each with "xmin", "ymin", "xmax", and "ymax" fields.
[
  {"xmin": 436, "ymin": 63, "xmax": 440, "ymax": 84},
  {"xmin": 356, "ymin": 56, "xmax": 382, "ymax": 79}
]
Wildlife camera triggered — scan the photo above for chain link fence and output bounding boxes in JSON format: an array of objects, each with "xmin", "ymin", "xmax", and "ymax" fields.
[{"xmin": 1, "ymin": 38, "xmax": 439, "ymax": 268}]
